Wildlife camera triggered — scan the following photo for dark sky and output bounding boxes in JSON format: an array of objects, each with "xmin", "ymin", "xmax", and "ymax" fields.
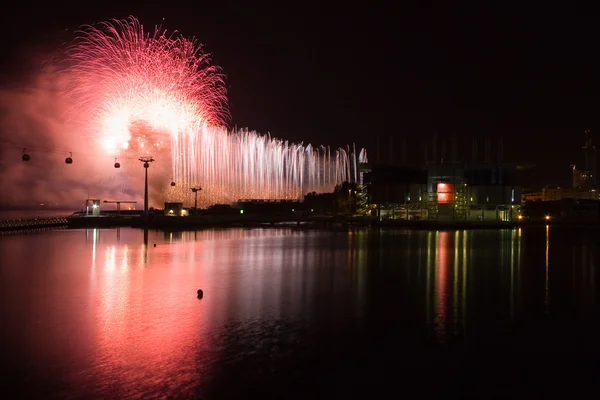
[{"xmin": 1, "ymin": 2, "xmax": 598, "ymax": 188}]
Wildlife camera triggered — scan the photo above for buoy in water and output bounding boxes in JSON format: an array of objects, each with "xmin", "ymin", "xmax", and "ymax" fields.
[{"xmin": 197, "ymin": 289, "xmax": 203, "ymax": 299}]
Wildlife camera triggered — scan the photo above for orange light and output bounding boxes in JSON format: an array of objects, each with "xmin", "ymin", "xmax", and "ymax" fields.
[
  {"xmin": 544, "ymin": 215, "xmax": 551, "ymax": 220},
  {"xmin": 436, "ymin": 183, "xmax": 454, "ymax": 204}
]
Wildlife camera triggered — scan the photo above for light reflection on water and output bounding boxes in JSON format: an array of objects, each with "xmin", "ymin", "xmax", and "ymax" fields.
[{"xmin": 0, "ymin": 226, "xmax": 599, "ymax": 397}]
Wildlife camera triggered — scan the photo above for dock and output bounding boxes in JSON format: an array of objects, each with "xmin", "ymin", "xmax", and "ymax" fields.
[
  {"xmin": 4, "ymin": 213, "xmax": 600, "ymax": 233},
  {"xmin": 0, "ymin": 216, "xmax": 70, "ymax": 232}
]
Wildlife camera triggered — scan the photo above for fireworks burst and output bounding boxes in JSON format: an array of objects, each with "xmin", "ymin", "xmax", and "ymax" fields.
[
  {"xmin": 63, "ymin": 16, "xmax": 228, "ymax": 154},
  {"xmin": 58, "ymin": 16, "xmax": 365, "ymax": 207}
]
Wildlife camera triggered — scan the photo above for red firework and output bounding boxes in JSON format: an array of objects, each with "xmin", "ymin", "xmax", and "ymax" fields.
[{"xmin": 62, "ymin": 16, "xmax": 229, "ymax": 154}]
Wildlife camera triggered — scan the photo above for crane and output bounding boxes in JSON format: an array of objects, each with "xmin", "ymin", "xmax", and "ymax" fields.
[{"xmin": 103, "ymin": 200, "xmax": 138, "ymax": 216}]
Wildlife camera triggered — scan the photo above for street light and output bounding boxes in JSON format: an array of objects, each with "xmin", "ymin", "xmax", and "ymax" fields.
[
  {"xmin": 139, "ymin": 156, "xmax": 155, "ymax": 218},
  {"xmin": 191, "ymin": 186, "xmax": 202, "ymax": 215}
]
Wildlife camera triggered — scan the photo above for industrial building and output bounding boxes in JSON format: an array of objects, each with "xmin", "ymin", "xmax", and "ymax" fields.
[
  {"xmin": 572, "ymin": 130, "xmax": 597, "ymax": 190},
  {"xmin": 85, "ymin": 199, "xmax": 101, "ymax": 216},
  {"xmin": 364, "ymin": 135, "xmax": 530, "ymax": 222},
  {"xmin": 164, "ymin": 202, "xmax": 186, "ymax": 216},
  {"xmin": 523, "ymin": 130, "xmax": 599, "ymax": 203},
  {"xmin": 523, "ymin": 186, "xmax": 600, "ymax": 202}
]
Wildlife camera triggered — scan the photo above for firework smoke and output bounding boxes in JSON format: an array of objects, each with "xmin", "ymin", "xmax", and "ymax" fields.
[{"xmin": 0, "ymin": 16, "xmax": 366, "ymax": 210}]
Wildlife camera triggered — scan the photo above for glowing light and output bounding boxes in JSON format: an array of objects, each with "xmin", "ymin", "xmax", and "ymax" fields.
[
  {"xmin": 545, "ymin": 215, "xmax": 551, "ymax": 220},
  {"xmin": 437, "ymin": 183, "xmax": 454, "ymax": 204},
  {"xmin": 61, "ymin": 16, "xmax": 366, "ymax": 206}
]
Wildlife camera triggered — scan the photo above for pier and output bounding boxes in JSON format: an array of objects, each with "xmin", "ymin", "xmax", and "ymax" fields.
[
  {"xmin": 65, "ymin": 213, "xmax": 520, "ymax": 230},
  {"xmin": 0, "ymin": 216, "xmax": 69, "ymax": 232},
  {"xmin": 7, "ymin": 213, "xmax": 598, "ymax": 233}
]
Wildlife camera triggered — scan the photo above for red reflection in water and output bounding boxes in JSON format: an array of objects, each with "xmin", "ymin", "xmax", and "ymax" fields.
[
  {"xmin": 435, "ymin": 231, "xmax": 450, "ymax": 341},
  {"xmin": 0, "ymin": 228, "xmax": 367, "ymax": 398},
  {"xmin": 90, "ymin": 235, "xmax": 213, "ymax": 396},
  {"xmin": 88, "ymin": 228, "xmax": 324, "ymax": 396}
]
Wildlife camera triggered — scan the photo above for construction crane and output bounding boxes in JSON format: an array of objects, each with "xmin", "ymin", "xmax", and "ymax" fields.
[{"xmin": 103, "ymin": 200, "xmax": 138, "ymax": 216}]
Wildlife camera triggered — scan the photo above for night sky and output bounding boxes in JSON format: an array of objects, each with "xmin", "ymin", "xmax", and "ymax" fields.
[{"xmin": 1, "ymin": 3, "xmax": 599, "ymax": 188}]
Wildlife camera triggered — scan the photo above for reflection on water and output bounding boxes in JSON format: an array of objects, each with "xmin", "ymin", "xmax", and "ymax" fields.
[
  {"xmin": 1, "ymin": 226, "xmax": 599, "ymax": 397},
  {"xmin": 419, "ymin": 229, "xmax": 523, "ymax": 343},
  {"xmin": 546, "ymin": 224, "xmax": 550, "ymax": 313}
]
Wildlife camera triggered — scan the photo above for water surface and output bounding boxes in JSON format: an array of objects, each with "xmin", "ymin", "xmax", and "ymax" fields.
[{"xmin": 1, "ymin": 227, "xmax": 599, "ymax": 398}]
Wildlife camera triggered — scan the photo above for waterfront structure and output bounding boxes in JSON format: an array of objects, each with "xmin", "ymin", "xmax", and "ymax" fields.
[
  {"xmin": 581, "ymin": 130, "xmax": 597, "ymax": 189},
  {"xmin": 164, "ymin": 202, "xmax": 185, "ymax": 216},
  {"xmin": 366, "ymin": 165, "xmax": 427, "ymax": 220},
  {"xmin": 103, "ymin": 200, "xmax": 137, "ymax": 216},
  {"xmin": 521, "ymin": 191, "xmax": 542, "ymax": 203},
  {"xmin": 523, "ymin": 186, "xmax": 600, "ymax": 202},
  {"xmin": 570, "ymin": 130, "xmax": 597, "ymax": 190},
  {"xmin": 85, "ymin": 199, "xmax": 101, "ymax": 216},
  {"xmin": 572, "ymin": 165, "xmax": 584, "ymax": 189},
  {"xmin": 358, "ymin": 162, "xmax": 371, "ymax": 185},
  {"xmin": 365, "ymin": 162, "xmax": 527, "ymax": 222},
  {"xmin": 364, "ymin": 135, "xmax": 530, "ymax": 222},
  {"xmin": 237, "ymin": 199, "xmax": 303, "ymax": 215}
]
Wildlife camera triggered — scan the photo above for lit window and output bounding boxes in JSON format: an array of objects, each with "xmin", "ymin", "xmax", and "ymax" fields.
[{"xmin": 437, "ymin": 183, "xmax": 455, "ymax": 204}]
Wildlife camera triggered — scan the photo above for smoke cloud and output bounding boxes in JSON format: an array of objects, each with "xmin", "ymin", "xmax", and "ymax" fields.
[{"xmin": 0, "ymin": 69, "xmax": 148, "ymax": 210}]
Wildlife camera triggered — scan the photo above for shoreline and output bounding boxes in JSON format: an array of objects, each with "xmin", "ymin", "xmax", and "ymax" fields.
[
  {"xmin": 65, "ymin": 215, "xmax": 599, "ymax": 231},
  {"xmin": 3, "ymin": 213, "xmax": 600, "ymax": 232}
]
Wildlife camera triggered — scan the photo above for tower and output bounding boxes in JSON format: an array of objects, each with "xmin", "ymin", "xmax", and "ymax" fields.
[
  {"xmin": 582, "ymin": 130, "xmax": 597, "ymax": 189},
  {"xmin": 572, "ymin": 164, "xmax": 583, "ymax": 188}
]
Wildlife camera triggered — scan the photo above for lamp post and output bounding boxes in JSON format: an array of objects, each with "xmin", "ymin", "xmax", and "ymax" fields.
[
  {"xmin": 139, "ymin": 157, "xmax": 155, "ymax": 218},
  {"xmin": 191, "ymin": 187, "xmax": 202, "ymax": 215}
]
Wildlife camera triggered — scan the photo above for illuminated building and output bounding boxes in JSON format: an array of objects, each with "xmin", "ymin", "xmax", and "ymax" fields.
[
  {"xmin": 365, "ymin": 165, "xmax": 427, "ymax": 220},
  {"xmin": 533, "ymin": 186, "xmax": 600, "ymax": 202},
  {"xmin": 364, "ymin": 135, "xmax": 531, "ymax": 222},
  {"xmin": 569, "ymin": 130, "xmax": 597, "ymax": 190},
  {"xmin": 581, "ymin": 129, "xmax": 597, "ymax": 189},
  {"xmin": 163, "ymin": 202, "xmax": 184, "ymax": 216},
  {"xmin": 85, "ymin": 199, "xmax": 101, "ymax": 216},
  {"xmin": 572, "ymin": 164, "xmax": 584, "ymax": 189}
]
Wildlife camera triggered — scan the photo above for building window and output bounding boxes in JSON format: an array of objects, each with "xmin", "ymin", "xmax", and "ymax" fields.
[{"xmin": 437, "ymin": 183, "xmax": 455, "ymax": 204}]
